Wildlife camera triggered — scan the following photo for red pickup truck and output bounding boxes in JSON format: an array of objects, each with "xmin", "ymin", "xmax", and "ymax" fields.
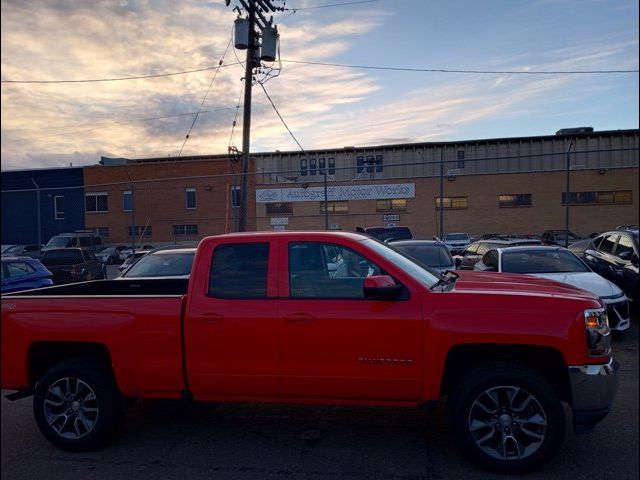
[{"xmin": 1, "ymin": 232, "xmax": 619, "ymax": 473}]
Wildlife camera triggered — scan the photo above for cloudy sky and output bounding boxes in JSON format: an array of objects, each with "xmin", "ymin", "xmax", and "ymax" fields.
[{"xmin": 1, "ymin": 0, "xmax": 638, "ymax": 170}]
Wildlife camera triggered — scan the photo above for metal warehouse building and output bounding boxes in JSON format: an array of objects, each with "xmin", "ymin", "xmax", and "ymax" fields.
[{"xmin": 1, "ymin": 167, "xmax": 85, "ymax": 246}]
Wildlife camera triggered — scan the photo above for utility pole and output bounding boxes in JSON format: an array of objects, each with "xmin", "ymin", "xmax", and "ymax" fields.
[
  {"xmin": 439, "ymin": 149, "xmax": 444, "ymax": 240},
  {"xmin": 227, "ymin": 0, "xmax": 283, "ymax": 232},
  {"xmin": 30, "ymin": 179, "xmax": 42, "ymax": 252},
  {"xmin": 125, "ymin": 170, "xmax": 136, "ymax": 253},
  {"xmin": 564, "ymin": 138, "xmax": 575, "ymax": 248}
]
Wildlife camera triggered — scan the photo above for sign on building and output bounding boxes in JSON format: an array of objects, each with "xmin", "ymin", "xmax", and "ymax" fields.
[
  {"xmin": 382, "ymin": 214, "xmax": 400, "ymax": 222},
  {"xmin": 256, "ymin": 183, "xmax": 415, "ymax": 203},
  {"xmin": 270, "ymin": 217, "xmax": 289, "ymax": 226}
]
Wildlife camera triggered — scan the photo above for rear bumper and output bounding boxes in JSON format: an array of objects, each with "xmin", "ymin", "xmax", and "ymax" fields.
[{"xmin": 568, "ymin": 358, "xmax": 620, "ymax": 434}]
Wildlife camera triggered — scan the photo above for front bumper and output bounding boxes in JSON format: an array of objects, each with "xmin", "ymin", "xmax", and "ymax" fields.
[{"xmin": 568, "ymin": 358, "xmax": 620, "ymax": 434}]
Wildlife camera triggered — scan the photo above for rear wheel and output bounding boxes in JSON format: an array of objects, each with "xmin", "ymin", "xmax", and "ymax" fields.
[
  {"xmin": 448, "ymin": 362, "xmax": 565, "ymax": 473},
  {"xmin": 33, "ymin": 358, "xmax": 121, "ymax": 451}
]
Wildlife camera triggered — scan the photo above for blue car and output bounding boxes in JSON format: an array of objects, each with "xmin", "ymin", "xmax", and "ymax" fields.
[{"xmin": 1, "ymin": 256, "xmax": 53, "ymax": 293}]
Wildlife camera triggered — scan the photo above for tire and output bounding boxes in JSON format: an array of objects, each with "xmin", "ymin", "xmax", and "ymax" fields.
[
  {"xmin": 33, "ymin": 358, "xmax": 122, "ymax": 452},
  {"xmin": 447, "ymin": 362, "xmax": 565, "ymax": 474}
]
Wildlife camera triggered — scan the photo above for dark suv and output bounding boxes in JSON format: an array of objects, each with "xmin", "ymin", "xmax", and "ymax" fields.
[
  {"xmin": 40, "ymin": 248, "xmax": 106, "ymax": 284},
  {"xmin": 583, "ymin": 228, "xmax": 639, "ymax": 311},
  {"xmin": 456, "ymin": 236, "xmax": 542, "ymax": 270}
]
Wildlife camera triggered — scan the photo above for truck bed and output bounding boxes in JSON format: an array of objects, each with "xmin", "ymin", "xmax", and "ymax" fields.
[{"xmin": 4, "ymin": 278, "xmax": 189, "ymax": 297}]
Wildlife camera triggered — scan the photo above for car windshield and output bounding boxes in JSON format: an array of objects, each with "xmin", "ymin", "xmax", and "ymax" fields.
[
  {"xmin": 445, "ymin": 234, "xmax": 468, "ymax": 241},
  {"xmin": 362, "ymin": 239, "xmax": 440, "ymax": 288},
  {"xmin": 393, "ymin": 244, "xmax": 453, "ymax": 268},
  {"xmin": 46, "ymin": 236, "xmax": 73, "ymax": 248},
  {"xmin": 501, "ymin": 250, "xmax": 589, "ymax": 274},
  {"xmin": 122, "ymin": 252, "xmax": 195, "ymax": 277},
  {"xmin": 42, "ymin": 250, "xmax": 84, "ymax": 265}
]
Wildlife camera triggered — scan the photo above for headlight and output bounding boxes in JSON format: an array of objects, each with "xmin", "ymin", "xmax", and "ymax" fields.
[{"xmin": 584, "ymin": 307, "xmax": 611, "ymax": 358}]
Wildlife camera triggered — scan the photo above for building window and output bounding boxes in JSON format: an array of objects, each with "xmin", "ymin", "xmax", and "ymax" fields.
[
  {"xmin": 457, "ymin": 150, "xmax": 465, "ymax": 169},
  {"xmin": 127, "ymin": 226, "xmax": 152, "ymax": 237},
  {"xmin": 93, "ymin": 227, "xmax": 109, "ymax": 238},
  {"xmin": 328, "ymin": 158, "xmax": 335, "ymax": 175},
  {"xmin": 375, "ymin": 154, "xmax": 383, "ymax": 173},
  {"xmin": 85, "ymin": 192, "xmax": 108, "ymax": 213},
  {"xmin": 366, "ymin": 155, "xmax": 375, "ymax": 173},
  {"xmin": 499, "ymin": 193, "xmax": 532, "ymax": 208},
  {"xmin": 376, "ymin": 199, "xmax": 407, "ymax": 212},
  {"xmin": 266, "ymin": 202, "xmax": 293, "ymax": 215},
  {"xmin": 172, "ymin": 224, "xmax": 198, "ymax": 235},
  {"xmin": 320, "ymin": 201, "xmax": 349, "ymax": 213},
  {"xmin": 562, "ymin": 190, "xmax": 632, "ymax": 206},
  {"xmin": 310, "ymin": 158, "xmax": 317, "ymax": 176},
  {"xmin": 53, "ymin": 195, "xmax": 64, "ymax": 220},
  {"xmin": 300, "ymin": 159, "xmax": 308, "ymax": 176},
  {"xmin": 231, "ymin": 186, "xmax": 241, "ymax": 208},
  {"xmin": 319, "ymin": 158, "xmax": 326, "ymax": 174},
  {"xmin": 122, "ymin": 191, "xmax": 133, "ymax": 212},
  {"xmin": 186, "ymin": 188, "xmax": 197, "ymax": 209},
  {"xmin": 435, "ymin": 196, "xmax": 468, "ymax": 210},
  {"xmin": 356, "ymin": 156, "xmax": 364, "ymax": 173}
]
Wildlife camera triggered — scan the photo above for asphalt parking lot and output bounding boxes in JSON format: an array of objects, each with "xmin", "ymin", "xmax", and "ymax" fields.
[{"xmin": 1, "ymin": 321, "xmax": 638, "ymax": 480}]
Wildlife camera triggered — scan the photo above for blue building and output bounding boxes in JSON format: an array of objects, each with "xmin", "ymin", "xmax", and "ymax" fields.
[{"xmin": 1, "ymin": 167, "xmax": 85, "ymax": 246}]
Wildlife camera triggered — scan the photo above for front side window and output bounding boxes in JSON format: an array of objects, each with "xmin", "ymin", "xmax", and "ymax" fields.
[
  {"xmin": 186, "ymin": 188, "xmax": 197, "ymax": 209},
  {"xmin": 209, "ymin": 243, "xmax": 269, "ymax": 298},
  {"xmin": 288, "ymin": 242, "xmax": 382, "ymax": 298},
  {"xmin": 5, "ymin": 262, "xmax": 35, "ymax": 278},
  {"xmin": 85, "ymin": 193, "xmax": 108, "ymax": 213},
  {"xmin": 597, "ymin": 235, "xmax": 618, "ymax": 254},
  {"xmin": 615, "ymin": 235, "xmax": 635, "ymax": 259}
]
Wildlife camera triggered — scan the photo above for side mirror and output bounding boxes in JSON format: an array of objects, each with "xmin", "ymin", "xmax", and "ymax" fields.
[{"xmin": 363, "ymin": 275, "xmax": 403, "ymax": 300}]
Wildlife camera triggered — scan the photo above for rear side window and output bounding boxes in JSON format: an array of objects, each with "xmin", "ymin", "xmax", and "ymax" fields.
[
  {"xmin": 5, "ymin": 262, "xmax": 36, "ymax": 278},
  {"xmin": 208, "ymin": 243, "xmax": 269, "ymax": 298}
]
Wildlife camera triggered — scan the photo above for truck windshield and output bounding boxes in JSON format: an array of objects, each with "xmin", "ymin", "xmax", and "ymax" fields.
[
  {"xmin": 362, "ymin": 239, "xmax": 440, "ymax": 288},
  {"xmin": 46, "ymin": 236, "xmax": 74, "ymax": 248}
]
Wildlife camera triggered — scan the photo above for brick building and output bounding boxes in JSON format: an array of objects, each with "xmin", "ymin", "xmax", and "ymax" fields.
[
  {"xmin": 252, "ymin": 129, "xmax": 639, "ymax": 238},
  {"xmin": 83, "ymin": 156, "xmax": 255, "ymax": 244}
]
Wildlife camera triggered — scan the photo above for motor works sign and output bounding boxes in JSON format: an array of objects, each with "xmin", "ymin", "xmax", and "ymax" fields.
[{"xmin": 256, "ymin": 183, "xmax": 415, "ymax": 203}]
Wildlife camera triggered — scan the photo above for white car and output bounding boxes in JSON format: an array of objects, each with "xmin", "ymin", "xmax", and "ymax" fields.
[
  {"xmin": 474, "ymin": 246, "xmax": 630, "ymax": 331},
  {"xmin": 443, "ymin": 232, "xmax": 471, "ymax": 254}
]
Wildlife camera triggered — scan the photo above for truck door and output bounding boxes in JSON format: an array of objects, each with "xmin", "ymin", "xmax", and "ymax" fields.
[
  {"xmin": 185, "ymin": 240, "xmax": 279, "ymax": 399},
  {"xmin": 278, "ymin": 240, "xmax": 423, "ymax": 401}
]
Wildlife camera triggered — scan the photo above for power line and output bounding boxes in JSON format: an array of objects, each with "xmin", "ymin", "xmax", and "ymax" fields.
[
  {"xmin": 228, "ymin": 80, "xmax": 245, "ymax": 149},
  {"xmin": 281, "ymin": 59, "xmax": 639, "ymax": 75},
  {"xmin": 259, "ymin": 81, "xmax": 305, "ymax": 152},
  {"xmin": 0, "ymin": 62, "xmax": 244, "ymax": 84},
  {"xmin": 1, "ymin": 108, "xmax": 236, "ymax": 134},
  {"xmin": 178, "ymin": 40, "xmax": 233, "ymax": 156},
  {"xmin": 285, "ymin": 0, "xmax": 382, "ymax": 10}
]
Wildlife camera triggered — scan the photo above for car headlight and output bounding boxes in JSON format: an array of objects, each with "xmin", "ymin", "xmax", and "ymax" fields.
[{"xmin": 584, "ymin": 307, "xmax": 611, "ymax": 358}]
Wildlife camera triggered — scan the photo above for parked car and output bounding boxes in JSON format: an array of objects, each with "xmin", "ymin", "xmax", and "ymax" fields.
[
  {"xmin": 117, "ymin": 248, "xmax": 196, "ymax": 279},
  {"xmin": 95, "ymin": 247, "xmax": 123, "ymax": 265},
  {"xmin": 582, "ymin": 228, "xmax": 639, "ymax": 312},
  {"xmin": 44, "ymin": 231, "xmax": 103, "ymax": 251},
  {"xmin": 1, "ymin": 244, "xmax": 43, "ymax": 259},
  {"xmin": 1, "ymin": 256, "xmax": 53, "ymax": 293},
  {"xmin": 117, "ymin": 249, "xmax": 154, "ymax": 273},
  {"xmin": 442, "ymin": 232, "xmax": 472, "ymax": 254},
  {"xmin": 356, "ymin": 226, "xmax": 413, "ymax": 242},
  {"xmin": 474, "ymin": 246, "xmax": 630, "ymax": 331},
  {"xmin": 2, "ymin": 231, "xmax": 619, "ymax": 473},
  {"xmin": 40, "ymin": 248, "xmax": 106, "ymax": 284},
  {"xmin": 389, "ymin": 240, "xmax": 455, "ymax": 272},
  {"xmin": 455, "ymin": 236, "xmax": 542, "ymax": 270},
  {"xmin": 541, "ymin": 230, "xmax": 582, "ymax": 246}
]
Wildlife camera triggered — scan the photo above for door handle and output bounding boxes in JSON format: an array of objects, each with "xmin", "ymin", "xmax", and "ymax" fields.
[
  {"xmin": 198, "ymin": 313, "xmax": 224, "ymax": 324},
  {"xmin": 283, "ymin": 313, "xmax": 315, "ymax": 323}
]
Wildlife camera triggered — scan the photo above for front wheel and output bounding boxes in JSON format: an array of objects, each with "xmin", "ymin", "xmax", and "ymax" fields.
[
  {"xmin": 448, "ymin": 362, "xmax": 565, "ymax": 473},
  {"xmin": 33, "ymin": 358, "xmax": 121, "ymax": 451}
]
